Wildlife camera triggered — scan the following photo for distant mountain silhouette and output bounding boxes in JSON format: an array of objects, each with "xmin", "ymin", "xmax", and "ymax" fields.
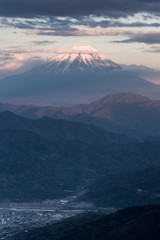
[
  {"xmin": 0, "ymin": 111, "xmax": 132, "ymax": 144},
  {"xmin": 0, "ymin": 46, "xmax": 160, "ymax": 106},
  {"xmin": 1, "ymin": 93, "xmax": 160, "ymax": 137},
  {"xmin": 0, "ymin": 111, "xmax": 160, "ymax": 202},
  {"xmin": 1, "ymin": 113, "xmax": 160, "ymax": 202},
  {"xmin": 64, "ymin": 92, "xmax": 160, "ymax": 137}
]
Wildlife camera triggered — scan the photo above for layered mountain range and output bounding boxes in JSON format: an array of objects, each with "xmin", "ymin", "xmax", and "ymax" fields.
[
  {"xmin": 0, "ymin": 111, "xmax": 132, "ymax": 144},
  {"xmin": 1, "ymin": 92, "xmax": 160, "ymax": 137},
  {"xmin": 1, "ymin": 46, "xmax": 160, "ymax": 239},
  {"xmin": 1, "ymin": 101, "xmax": 160, "ymax": 239},
  {"xmin": 1, "ymin": 111, "xmax": 160, "ymax": 203},
  {"xmin": 0, "ymin": 46, "xmax": 160, "ymax": 105}
]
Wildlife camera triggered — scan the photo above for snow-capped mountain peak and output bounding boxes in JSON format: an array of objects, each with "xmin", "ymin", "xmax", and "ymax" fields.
[
  {"xmin": 40, "ymin": 46, "xmax": 120, "ymax": 73},
  {"xmin": 65, "ymin": 45, "xmax": 97, "ymax": 53}
]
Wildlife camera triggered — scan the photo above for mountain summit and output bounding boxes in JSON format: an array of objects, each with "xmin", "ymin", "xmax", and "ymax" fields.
[
  {"xmin": 37, "ymin": 46, "xmax": 120, "ymax": 73},
  {"xmin": 0, "ymin": 45, "xmax": 160, "ymax": 106}
]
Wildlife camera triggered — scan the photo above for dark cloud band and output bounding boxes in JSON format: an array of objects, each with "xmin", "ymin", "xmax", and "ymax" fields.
[
  {"xmin": 0, "ymin": 0, "xmax": 160, "ymax": 18},
  {"xmin": 114, "ymin": 33, "xmax": 160, "ymax": 44},
  {"xmin": 1, "ymin": 16, "xmax": 160, "ymax": 33}
]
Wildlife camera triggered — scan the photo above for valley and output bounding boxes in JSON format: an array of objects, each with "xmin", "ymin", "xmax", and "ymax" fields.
[
  {"xmin": 0, "ymin": 110, "xmax": 160, "ymax": 239},
  {"xmin": 7, "ymin": 205, "xmax": 160, "ymax": 240},
  {"xmin": 0, "ymin": 191, "xmax": 113, "ymax": 240}
]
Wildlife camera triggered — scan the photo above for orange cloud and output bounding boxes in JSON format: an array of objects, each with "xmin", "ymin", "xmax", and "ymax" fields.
[
  {"xmin": 26, "ymin": 28, "xmax": 160, "ymax": 37},
  {"xmin": 0, "ymin": 52, "xmax": 40, "ymax": 71},
  {"xmin": 0, "ymin": 62, "xmax": 22, "ymax": 71}
]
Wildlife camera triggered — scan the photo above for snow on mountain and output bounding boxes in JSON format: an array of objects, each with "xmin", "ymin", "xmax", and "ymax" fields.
[
  {"xmin": 0, "ymin": 45, "xmax": 160, "ymax": 106},
  {"xmin": 37, "ymin": 46, "xmax": 120, "ymax": 73}
]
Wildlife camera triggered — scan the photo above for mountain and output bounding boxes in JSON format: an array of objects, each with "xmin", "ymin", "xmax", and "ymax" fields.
[
  {"xmin": 0, "ymin": 46, "xmax": 160, "ymax": 106},
  {"xmin": 11, "ymin": 205, "xmax": 160, "ymax": 240},
  {"xmin": 0, "ymin": 128, "xmax": 96, "ymax": 202},
  {"xmin": 1, "ymin": 126, "xmax": 160, "ymax": 202},
  {"xmin": 1, "ymin": 112, "xmax": 160, "ymax": 204},
  {"xmin": 121, "ymin": 64, "xmax": 160, "ymax": 84},
  {"xmin": 65, "ymin": 93, "xmax": 160, "ymax": 137},
  {"xmin": 1, "ymin": 93, "xmax": 160, "ymax": 137},
  {"xmin": 0, "ymin": 111, "xmax": 132, "ymax": 144},
  {"xmin": 80, "ymin": 168, "xmax": 160, "ymax": 208},
  {"xmin": 36, "ymin": 46, "xmax": 120, "ymax": 73}
]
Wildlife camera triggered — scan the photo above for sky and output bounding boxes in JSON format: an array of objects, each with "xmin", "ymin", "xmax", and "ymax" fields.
[{"xmin": 0, "ymin": 0, "xmax": 160, "ymax": 79}]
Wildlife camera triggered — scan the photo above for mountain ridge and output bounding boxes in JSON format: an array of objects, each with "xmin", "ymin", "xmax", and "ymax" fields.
[
  {"xmin": 1, "ymin": 110, "xmax": 160, "ymax": 202},
  {"xmin": 0, "ymin": 110, "xmax": 133, "ymax": 144},
  {"xmin": 0, "ymin": 93, "xmax": 160, "ymax": 137}
]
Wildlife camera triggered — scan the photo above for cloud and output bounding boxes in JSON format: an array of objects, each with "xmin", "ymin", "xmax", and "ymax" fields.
[
  {"xmin": 1, "ymin": 15, "xmax": 160, "ymax": 31},
  {"xmin": 0, "ymin": 0, "xmax": 160, "ymax": 18},
  {"xmin": 114, "ymin": 32, "xmax": 160, "ymax": 44},
  {"xmin": 0, "ymin": 48, "xmax": 44, "ymax": 74},
  {"xmin": 0, "ymin": 52, "xmax": 14, "ymax": 61},
  {"xmin": 0, "ymin": 52, "xmax": 43, "ymax": 79},
  {"xmin": 148, "ymin": 46, "xmax": 160, "ymax": 52},
  {"xmin": 0, "ymin": 62, "xmax": 22, "ymax": 71},
  {"xmin": 0, "ymin": 46, "xmax": 68, "ymax": 75},
  {"xmin": 26, "ymin": 28, "xmax": 123, "ymax": 36},
  {"xmin": 32, "ymin": 40, "xmax": 57, "ymax": 45},
  {"xmin": 0, "ymin": 45, "xmax": 99, "ymax": 76},
  {"xmin": 26, "ymin": 28, "xmax": 160, "ymax": 39},
  {"xmin": 25, "ymin": 27, "xmax": 160, "ymax": 47}
]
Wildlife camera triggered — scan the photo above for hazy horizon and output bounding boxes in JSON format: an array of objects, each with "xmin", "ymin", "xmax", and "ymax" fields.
[{"xmin": 0, "ymin": 0, "xmax": 160, "ymax": 82}]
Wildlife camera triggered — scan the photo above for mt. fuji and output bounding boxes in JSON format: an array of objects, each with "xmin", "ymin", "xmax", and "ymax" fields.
[
  {"xmin": 36, "ymin": 46, "xmax": 120, "ymax": 73},
  {"xmin": 41, "ymin": 46, "xmax": 120, "ymax": 72},
  {"xmin": 0, "ymin": 46, "xmax": 160, "ymax": 106}
]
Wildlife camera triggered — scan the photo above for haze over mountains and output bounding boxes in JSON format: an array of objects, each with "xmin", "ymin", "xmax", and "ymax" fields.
[
  {"xmin": 0, "ymin": 46, "xmax": 160, "ymax": 239},
  {"xmin": 1, "ymin": 92, "xmax": 160, "ymax": 137},
  {"xmin": 0, "ymin": 111, "xmax": 131, "ymax": 144},
  {"xmin": 0, "ymin": 46, "xmax": 160, "ymax": 106},
  {"xmin": 1, "ymin": 110, "xmax": 160, "ymax": 204}
]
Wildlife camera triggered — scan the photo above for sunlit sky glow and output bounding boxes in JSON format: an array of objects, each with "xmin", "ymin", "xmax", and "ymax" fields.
[{"xmin": 0, "ymin": 0, "xmax": 160, "ymax": 79}]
